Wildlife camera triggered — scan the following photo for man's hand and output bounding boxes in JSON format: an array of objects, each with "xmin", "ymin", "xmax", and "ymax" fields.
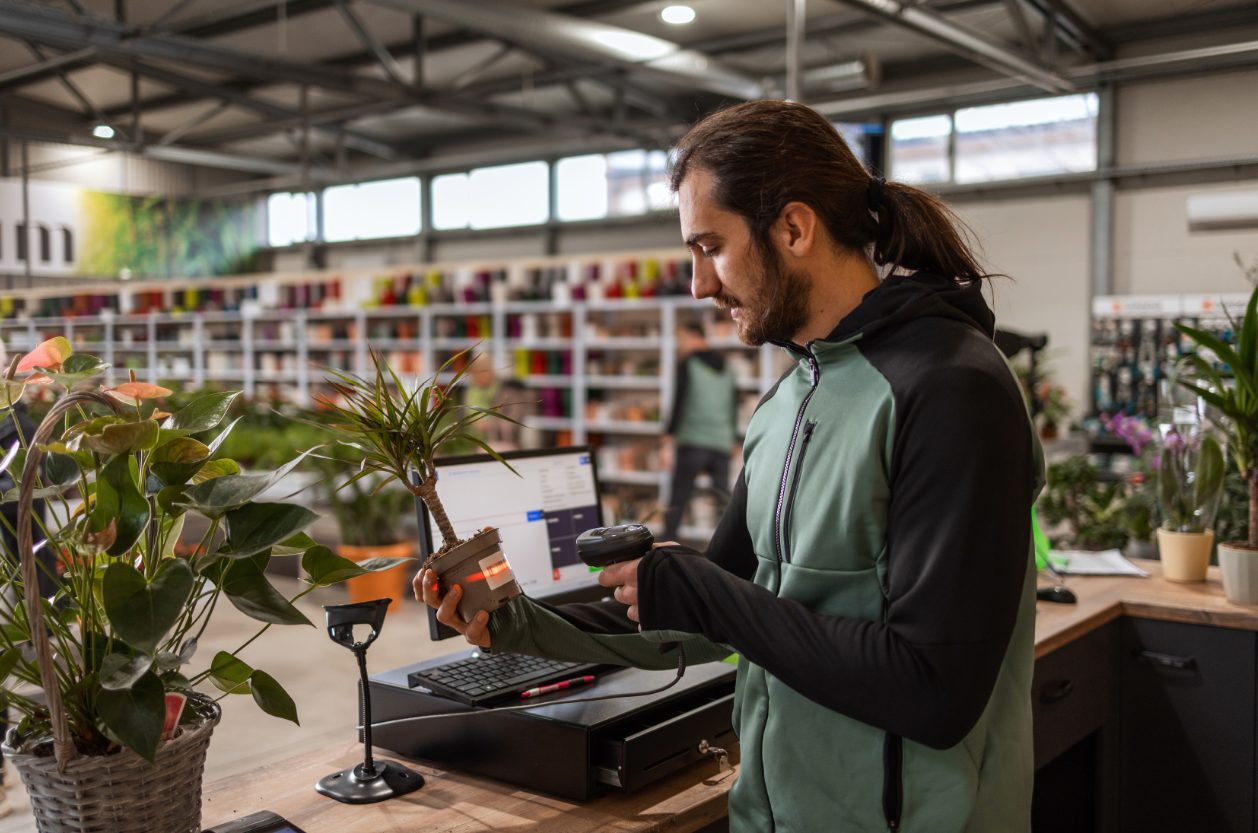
[
  {"xmin": 596, "ymin": 541, "xmax": 678, "ymax": 624},
  {"xmin": 415, "ymin": 567, "xmax": 492, "ymax": 648}
]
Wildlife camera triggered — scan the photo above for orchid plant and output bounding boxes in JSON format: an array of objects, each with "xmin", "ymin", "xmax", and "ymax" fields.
[{"xmin": 0, "ymin": 337, "xmax": 408, "ymax": 763}]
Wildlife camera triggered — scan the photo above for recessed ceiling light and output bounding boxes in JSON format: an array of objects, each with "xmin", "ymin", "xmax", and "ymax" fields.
[
  {"xmin": 92, "ymin": 124, "xmax": 115, "ymax": 140},
  {"xmin": 660, "ymin": 5, "xmax": 696, "ymax": 25}
]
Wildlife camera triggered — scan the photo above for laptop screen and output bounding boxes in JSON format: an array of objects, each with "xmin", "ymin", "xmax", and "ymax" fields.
[{"xmin": 416, "ymin": 447, "xmax": 608, "ymax": 638}]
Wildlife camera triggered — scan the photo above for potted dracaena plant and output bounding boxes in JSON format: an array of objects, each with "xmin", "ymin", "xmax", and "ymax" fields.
[
  {"xmin": 317, "ymin": 348, "xmax": 523, "ymax": 623},
  {"xmin": 1175, "ymin": 268, "xmax": 1258, "ymax": 601},
  {"xmin": 0, "ymin": 337, "xmax": 409, "ymax": 833}
]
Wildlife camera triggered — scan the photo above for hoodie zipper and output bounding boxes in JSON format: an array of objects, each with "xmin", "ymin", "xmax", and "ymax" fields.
[
  {"xmin": 774, "ymin": 354, "xmax": 820, "ymax": 565},
  {"xmin": 883, "ymin": 732, "xmax": 903, "ymax": 829},
  {"xmin": 780, "ymin": 420, "xmax": 817, "ymax": 564}
]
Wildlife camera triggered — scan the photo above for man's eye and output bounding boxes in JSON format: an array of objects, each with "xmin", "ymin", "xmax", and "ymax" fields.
[{"xmin": 701, "ymin": 247, "xmax": 718, "ymax": 258}]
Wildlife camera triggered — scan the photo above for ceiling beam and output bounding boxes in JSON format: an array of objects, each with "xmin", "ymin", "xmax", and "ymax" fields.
[
  {"xmin": 0, "ymin": 46, "xmax": 94, "ymax": 86},
  {"xmin": 362, "ymin": 0, "xmax": 764, "ymax": 99},
  {"xmin": 829, "ymin": 0, "xmax": 1071, "ymax": 93},
  {"xmin": 333, "ymin": 0, "xmax": 409, "ymax": 85},
  {"xmin": 1023, "ymin": 0, "xmax": 1109, "ymax": 60}
]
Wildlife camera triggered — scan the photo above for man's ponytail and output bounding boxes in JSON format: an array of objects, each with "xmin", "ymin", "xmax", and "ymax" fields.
[{"xmin": 870, "ymin": 179, "xmax": 987, "ymax": 282}]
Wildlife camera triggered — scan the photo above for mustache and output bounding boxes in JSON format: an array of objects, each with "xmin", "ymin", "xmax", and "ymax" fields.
[{"xmin": 713, "ymin": 290, "xmax": 742, "ymax": 309}]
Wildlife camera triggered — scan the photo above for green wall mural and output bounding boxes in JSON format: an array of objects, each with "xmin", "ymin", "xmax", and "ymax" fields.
[{"xmin": 78, "ymin": 190, "xmax": 262, "ymax": 279}]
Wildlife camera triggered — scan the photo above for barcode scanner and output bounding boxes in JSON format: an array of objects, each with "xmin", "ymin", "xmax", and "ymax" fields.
[{"xmin": 575, "ymin": 524, "xmax": 655, "ymax": 568}]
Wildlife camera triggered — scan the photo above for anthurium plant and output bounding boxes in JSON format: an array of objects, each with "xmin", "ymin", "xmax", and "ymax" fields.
[{"xmin": 0, "ymin": 337, "xmax": 409, "ymax": 763}]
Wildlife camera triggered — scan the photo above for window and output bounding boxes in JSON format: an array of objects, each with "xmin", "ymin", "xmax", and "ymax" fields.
[
  {"xmin": 267, "ymin": 192, "xmax": 315, "ymax": 247},
  {"xmin": 433, "ymin": 162, "xmax": 549, "ymax": 230},
  {"xmin": 16, "ymin": 223, "xmax": 26, "ymax": 262},
  {"xmin": 556, "ymin": 149, "xmax": 671, "ymax": 222},
  {"xmin": 833, "ymin": 122, "xmax": 881, "ymax": 170},
  {"xmin": 889, "ymin": 93, "xmax": 1100, "ymax": 185},
  {"xmin": 890, "ymin": 114, "xmax": 952, "ymax": 185},
  {"xmin": 38, "ymin": 226, "xmax": 51, "ymax": 263},
  {"xmin": 954, "ymin": 93, "xmax": 1098, "ymax": 183},
  {"xmin": 323, "ymin": 177, "xmax": 421, "ymax": 242},
  {"xmin": 61, "ymin": 227, "xmax": 74, "ymax": 263}
]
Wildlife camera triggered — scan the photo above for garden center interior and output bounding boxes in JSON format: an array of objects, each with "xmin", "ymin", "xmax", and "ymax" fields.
[{"xmin": 0, "ymin": 1, "xmax": 1257, "ymax": 831}]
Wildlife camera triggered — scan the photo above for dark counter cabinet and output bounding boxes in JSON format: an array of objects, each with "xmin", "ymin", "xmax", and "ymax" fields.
[{"xmin": 1117, "ymin": 619, "xmax": 1255, "ymax": 833}]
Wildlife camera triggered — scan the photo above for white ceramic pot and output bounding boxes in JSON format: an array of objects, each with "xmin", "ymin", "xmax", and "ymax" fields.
[
  {"xmin": 1218, "ymin": 542, "xmax": 1258, "ymax": 605},
  {"xmin": 1156, "ymin": 528, "xmax": 1214, "ymax": 583}
]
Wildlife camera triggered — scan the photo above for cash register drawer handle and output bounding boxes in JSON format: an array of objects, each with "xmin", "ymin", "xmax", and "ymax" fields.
[
  {"xmin": 1135, "ymin": 650, "xmax": 1197, "ymax": 672},
  {"xmin": 1039, "ymin": 679, "xmax": 1074, "ymax": 705}
]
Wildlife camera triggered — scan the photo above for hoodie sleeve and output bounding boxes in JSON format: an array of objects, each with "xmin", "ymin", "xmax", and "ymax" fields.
[{"xmin": 637, "ymin": 354, "xmax": 1034, "ymax": 750}]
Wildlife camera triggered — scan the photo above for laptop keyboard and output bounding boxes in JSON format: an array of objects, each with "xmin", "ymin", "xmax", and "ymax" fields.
[{"xmin": 407, "ymin": 651, "xmax": 599, "ymax": 707}]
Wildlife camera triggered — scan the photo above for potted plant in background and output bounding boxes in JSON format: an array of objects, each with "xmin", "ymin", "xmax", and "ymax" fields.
[
  {"xmin": 1175, "ymin": 267, "xmax": 1258, "ymax": 601},
  {"xmin": 0, "ymin": 337, "xmax": 410, "ymax": 832},
  {"xmin": 1037, "ymin": 455, "xmax": 1131, "ymax": 552},
  {"xmin": 1155, "ymin": 416, "xmax": 1226, "ymax": 583},
  {"xmin": 318, "ymin": 349, "xmax": 523, "ymax": 623},
  {"xmin": 309, "ymin": 446, "xmax": 416, "ymax": 613}
]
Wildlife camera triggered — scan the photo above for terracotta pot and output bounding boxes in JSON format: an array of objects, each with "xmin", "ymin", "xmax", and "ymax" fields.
[
  {"xmin": 1218, "ymin": 542, "xmax": 1258, "ymax": 605},
  {"xmin": 338, "ymin": 541, "xmax": 414, "ymax": 613},
  {"xmin": 427, "ymin": 527, "xmax": 521, "ymax": 623},
  {"xmin": 1156, "ymin": 528, "xmax": 1214, "ymax": 583}
]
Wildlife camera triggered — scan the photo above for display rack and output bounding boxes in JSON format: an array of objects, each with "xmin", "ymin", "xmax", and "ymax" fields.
[
  {"xmin": 1090, "ymin": 292, "xmax": 1249, "ymax": 418},
  {"xmin": 1, "ymin": 249, "xmax": 782, "ymax": 543}
]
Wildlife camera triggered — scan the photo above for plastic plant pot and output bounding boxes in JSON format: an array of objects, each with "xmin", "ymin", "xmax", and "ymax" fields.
[{"xmin": 428, "ymin": 527, "xmax": 522, "ymax": 622}]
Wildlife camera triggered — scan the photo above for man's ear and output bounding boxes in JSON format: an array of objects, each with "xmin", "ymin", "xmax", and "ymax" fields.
[{"xmin": 773, "ymin": 201, "xmax": 818, "ymax": 259}]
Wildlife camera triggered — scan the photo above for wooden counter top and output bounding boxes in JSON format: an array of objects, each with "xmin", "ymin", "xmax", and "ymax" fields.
[
  {"xmin": 1033, "ymin": 559, "xmax": 1258, "ymax": 658},
  {"xmin": 203, "ymin": 560, "xmax": 1258, "ymax": 832}
]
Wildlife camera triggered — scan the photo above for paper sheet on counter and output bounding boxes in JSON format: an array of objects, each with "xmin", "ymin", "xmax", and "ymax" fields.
[{"xmin": 1048, "ymin": 549, "xmax": 1150, "ymax": 577}]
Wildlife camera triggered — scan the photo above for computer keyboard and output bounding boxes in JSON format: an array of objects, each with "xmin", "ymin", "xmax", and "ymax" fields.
[{"xmin": 407, "ymin": 652, "xmax": 600, "ymax": 707}]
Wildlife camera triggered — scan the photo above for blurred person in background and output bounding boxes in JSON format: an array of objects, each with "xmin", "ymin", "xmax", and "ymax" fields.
[{"xmin": 662, "ymin": 321, "xmax": 738, "ymax": 541}]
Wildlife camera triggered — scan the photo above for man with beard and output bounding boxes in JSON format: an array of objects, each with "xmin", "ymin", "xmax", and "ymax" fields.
[{"xmin": 420, "ymin": 100, "xmax": 1042, "ymax": 832}]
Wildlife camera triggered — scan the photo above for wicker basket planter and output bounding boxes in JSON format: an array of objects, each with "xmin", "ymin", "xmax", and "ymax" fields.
[{"xmin": 3, "ymin": 696, "xmax": 221, "ymax": 833}]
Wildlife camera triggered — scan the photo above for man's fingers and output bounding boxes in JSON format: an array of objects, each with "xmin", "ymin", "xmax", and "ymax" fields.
[
  {"xmin": 652, "ymin": 541, "xmax": 680, "ymax": 549},
  {"xmin": 613, "ymin": 584, "xmax": 637, "ymax": 606},
  {"xmin": 420, "ymin": 569, "xmax": 443, "ymax": 609},
  {"xmin": 464, "ymin": 610, "xmax": 491, "ymax": 648},
  {"xmin": 626, "ymin": 604, "xmax": 639, "ymax": 623},
  {"xmin": 435, "ymin": 584, "xmax": 467, "ymax": 632}
]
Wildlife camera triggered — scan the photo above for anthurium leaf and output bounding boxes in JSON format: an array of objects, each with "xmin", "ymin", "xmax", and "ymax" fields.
[
  {"xmin": 164, "ymin": 391, "xmax": 241, "ymax": 434},
  {"xmin": 90, "ymin": 454, "xmax": 150, "ymax": 556},
  {"xmin": 354, "ymin": 556, "xmax": 413, "ymax": 573},
  {"xmin": 179, "ymin": 449, "xmax": 315, "ymax": 517},
  {"xmin": 44, "ymin": 451, "xmax": 80, "ymax": 486},
  {"xmin": 160, "ymin": 512, "xmax": 186, "ymax": 559},
  {"xmin": 220, "ymin": 558, "xmax": 311, "ymax": 626},
  {"xmin": 224, "ymin": 502, "xmax": 319, "ymax": 559},
  {"xmin": 157, "ymin": 485, "xmax": 189, "ymax": 516},
  {"xmin": 83, "ymin": 419, "xmax": 160, "ymax": 455},
  {"xmin": 151, "ymin": 437, "xmax": 210, "ymax": 487},
  {"xmin": 189, "ymin": 458, "xmax": 241, "ymax": 485},
  {"xmin": 102, "ymin": 559, "xmax": 194, "ymax": 654},
  {"xmin": 96, "ymin": 671, "xmax": 164, "ymax": 762},
  {"xmin": 155, "ymin": 638, "xmax": 197, "ymax": 672},
  {"xmin": 0, "ymin": 380, "xmax": 25, "ymax": 408},
  {"xmin": 99, "ymin": 652, "xmax": 153, "ymax": 691},
  {"xmin": 0, "ymin": 647, "xmax": 21, "ymax": 685},
  {"xmin": 301, "ymin": 545, "xmax": 367, "ymax": 586},
  {"xmin": 272, "ymin": 531, "xmax": 318, "ymax": 557},
  {"xmin": 62, "ymin": 353, "xmax": 106, "ymax": 375},
  {"xmin": 249, "ymin": 670, "xmax": 299, "ymax": 725},
  {"xmin": 207, "ymin": 416, "xmax": 243, "ymax": 455},
  {"xmin": 208, "ymin": 650, "xmax": 254, "ymax": 695}
]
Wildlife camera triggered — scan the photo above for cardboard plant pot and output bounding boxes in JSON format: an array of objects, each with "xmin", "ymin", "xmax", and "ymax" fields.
[
  {"xmin": 338, "ymin": 541, "xmax": 413, "ymax": 613},
  {"xmin": 1156, "ymin": 528, "xmax": 1214, "ymax": 583},
  {"xmin": 1218, "ymin": 542, "xmax": 1258, "ymax": 605},
  {"xmin": 428, "ymin": 527, "xmax": 522, "ymax": 623}
]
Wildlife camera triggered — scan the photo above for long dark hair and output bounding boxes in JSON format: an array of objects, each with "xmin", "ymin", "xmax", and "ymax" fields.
[{"xmin": 669, "ymin": 100, "xmax": 990, "ymax": 283}]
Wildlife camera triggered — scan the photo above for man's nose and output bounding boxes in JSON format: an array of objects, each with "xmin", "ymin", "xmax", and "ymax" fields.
[{"xmin": 691, "ymin": 260, "xmax": 717, "ymax": 299}]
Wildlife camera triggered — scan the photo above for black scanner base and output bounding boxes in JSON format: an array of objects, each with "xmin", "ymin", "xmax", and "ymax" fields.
[{"xmin": 368, "ymin": 653, "xmax": 738, "ymax": 801}]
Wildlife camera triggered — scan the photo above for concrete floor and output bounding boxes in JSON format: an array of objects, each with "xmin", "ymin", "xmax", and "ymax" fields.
[{"xmin": 0, "ymin": 572, "xmax": 460, "ymax": 832}]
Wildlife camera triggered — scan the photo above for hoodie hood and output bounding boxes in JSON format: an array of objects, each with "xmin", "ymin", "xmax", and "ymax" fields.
[{"xmin": 822, "ymin": 271, "xmax": 996, "ymax": 346}]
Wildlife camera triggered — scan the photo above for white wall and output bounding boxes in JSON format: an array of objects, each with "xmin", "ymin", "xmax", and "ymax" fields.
[
  {"xmin": 955, "ymin": 195, "xmax": 1093, "ymax": 413},
  {"xmin": 1116, "ymin": 68, "xmax": 1258, "ymax": 166},
  {"xmin": 8, "ymin": 143, "xmax": 242, "ymax": 197}
]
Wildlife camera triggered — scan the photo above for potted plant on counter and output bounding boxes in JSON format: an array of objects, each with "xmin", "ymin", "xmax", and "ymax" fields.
[
  {"xmin": 318, "ymin": 348, "xmax": 523, "ymax": 623},
  {"xmin": 1156, "ymin": 416, "xmax": 1226, "ymax": 583},
  {"xmin": 1175, "ymin": 273, "xmax": 1258, "ymax": 601},
  {"xmin": 0, "ymin": 337, "xmax": 409, "ymax": 833}
]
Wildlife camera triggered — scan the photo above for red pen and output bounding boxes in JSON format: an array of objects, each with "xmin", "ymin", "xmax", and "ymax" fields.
[{"xmin": 520, "ymin": 675, "xmax": 597, "ymax": 699}]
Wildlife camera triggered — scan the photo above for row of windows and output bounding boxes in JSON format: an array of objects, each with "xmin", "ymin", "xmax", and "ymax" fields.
[
  {"xmin": 267, "ymin": 93, "xmax": 1098, "ymax": 247},
  {"xmin": 0, "ymin": 223, "xmax": 75, "ymax": 264}
]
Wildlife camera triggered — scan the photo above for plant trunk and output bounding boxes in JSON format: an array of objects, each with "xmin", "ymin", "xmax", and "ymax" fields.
[
  {"xmin": 414, "ymin": 476, "xmax": 458, "ymax": 552},
  {"xmin": 1250, "ymin": 470, "xmax": 1258, "ymax": 549}
]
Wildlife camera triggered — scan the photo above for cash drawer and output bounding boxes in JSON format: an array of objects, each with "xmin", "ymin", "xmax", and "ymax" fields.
[
  {"xmin": 593, "ymin": 690, "xmax": 737, "ymax": 792},
  {"xmin": 1032, "ymin": 622, "xmax": 1114, "ymax": 768}
]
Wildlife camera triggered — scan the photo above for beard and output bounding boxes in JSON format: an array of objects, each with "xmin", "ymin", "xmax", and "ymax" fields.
[{"xmin": 714, "ymin": 242, "xmax": 811, "ymax": 346}]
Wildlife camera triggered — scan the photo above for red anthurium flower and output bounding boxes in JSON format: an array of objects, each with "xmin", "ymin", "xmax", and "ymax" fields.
[{"xmin": 15, "ymin": 337, "xmax": 71, "ymax": 374}]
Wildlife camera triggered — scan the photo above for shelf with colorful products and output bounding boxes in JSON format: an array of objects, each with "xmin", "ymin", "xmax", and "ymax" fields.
[{"xmin": 1090, "ymin": 292, "xmax": 1249, "ymax": 418}]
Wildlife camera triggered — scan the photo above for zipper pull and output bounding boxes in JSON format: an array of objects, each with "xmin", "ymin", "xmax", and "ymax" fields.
[{"xmin": 808, "ymin": 356, "xmax": 820, "ymax": 386}]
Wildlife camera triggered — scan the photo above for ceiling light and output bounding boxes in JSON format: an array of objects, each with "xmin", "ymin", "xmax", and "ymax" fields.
[
  {"xmin": 92, "ymin": 124, "xmax": 115, "ymax": 140},
  {"xmin": 660, "ymin": 5, "xmax": 696, "ymax": 25}
]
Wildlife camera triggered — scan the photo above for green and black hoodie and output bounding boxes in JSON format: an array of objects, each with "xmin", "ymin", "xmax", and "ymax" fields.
[{"xmin": 489, "ymin": 271, "xmax": 1044, "ymax": 832}]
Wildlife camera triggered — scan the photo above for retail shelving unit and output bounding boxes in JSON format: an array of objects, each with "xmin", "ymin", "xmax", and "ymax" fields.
[{"xmin": 0, "ymin": 249, "xmax": 783, "ymax": 542}]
